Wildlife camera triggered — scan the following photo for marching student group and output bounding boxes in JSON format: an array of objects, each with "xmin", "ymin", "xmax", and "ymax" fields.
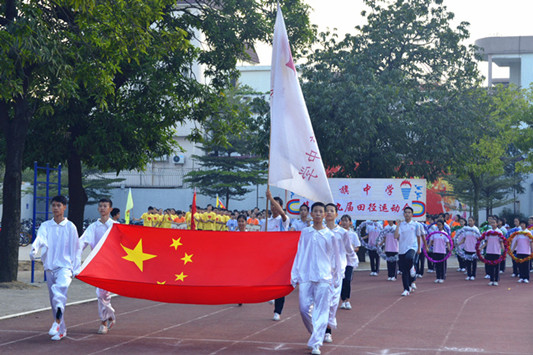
[{"xmin": 29, "ymin": 193, "xmax": 533, "ymax": 355}]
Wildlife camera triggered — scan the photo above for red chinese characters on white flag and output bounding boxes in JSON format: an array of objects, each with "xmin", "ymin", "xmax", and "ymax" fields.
[{"xmin": 269, "ymin": 6, "xmax": 333, "ymax": 203}]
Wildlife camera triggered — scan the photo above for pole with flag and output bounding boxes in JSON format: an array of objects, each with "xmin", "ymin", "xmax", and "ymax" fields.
[
  {"xmin": 216, "ymin": 194, "xmax": 226, "ymax": 209},
  {"xmin": 125, "ymin": 188, "xmax": 134, "ymax": 224},
  {"xmin": 191, "ymin": 189, "xmax": 197, "ymax": 231},
  {"xmin": 268, "ymin": 5, "xmax": 333, "ymax": 204}
]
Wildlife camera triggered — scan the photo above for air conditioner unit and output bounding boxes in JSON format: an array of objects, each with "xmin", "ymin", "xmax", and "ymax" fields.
[{"xmin": 173, "ymin": 154, "xmax": 186, "ymax": 165}]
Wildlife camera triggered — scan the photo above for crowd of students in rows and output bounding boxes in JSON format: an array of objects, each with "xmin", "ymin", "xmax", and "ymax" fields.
[
  {"xmin": 134, "ymin": 205, "xmax": 274, "ymax": 231},
  {"xmin": 362, "ymin": 213, "xmax": 533, "ymax": 286}
]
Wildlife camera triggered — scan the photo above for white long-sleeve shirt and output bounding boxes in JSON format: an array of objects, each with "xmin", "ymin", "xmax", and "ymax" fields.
[
  {"xmin": 291, "ymin": 226, "xmax": 342, "ymax": 286},
  {"xmin": 31, "ymin": 218, "xmax": 80, "ymax": 273},
  {"xmin": 329, "ymin": 225, "xmax": 357, "ymax": 270},
  {"xmin": 80, "ymin": 218, "xmax": 115, "ymax": 251}
]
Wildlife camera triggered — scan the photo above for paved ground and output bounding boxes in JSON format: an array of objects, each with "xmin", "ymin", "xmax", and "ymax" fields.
[{"xmin": 1, "ymin": 252, "xmax": 532, "ymax": 355}]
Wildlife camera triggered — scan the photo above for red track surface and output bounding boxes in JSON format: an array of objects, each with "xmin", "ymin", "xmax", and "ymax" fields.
[{"xmin": 1, "ymin": 269, "xmax": 532, "ymax": 355}]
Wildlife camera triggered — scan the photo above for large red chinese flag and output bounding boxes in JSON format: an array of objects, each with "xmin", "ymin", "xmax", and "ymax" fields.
[{"xmin": 77, "ymin": 225, "xmax": 300, "ymax": 304}]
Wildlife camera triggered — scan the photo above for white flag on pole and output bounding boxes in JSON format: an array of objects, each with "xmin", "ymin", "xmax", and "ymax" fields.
[{"xmin": 269, "ymin": 6, "xmax": 333, "ymax": 204}]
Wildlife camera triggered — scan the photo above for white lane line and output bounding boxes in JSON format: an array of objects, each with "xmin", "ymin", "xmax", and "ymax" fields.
[
  {"xmin": 437, "ymin": 290, "xmax": 494, "ymax": 353},
  {"xmin": 85, "ymin": 306, "xmax": 234, "ymax": 355},
  {"xmin": 208, "ymin": 312, "xmax": 299, "ymax": 355}
]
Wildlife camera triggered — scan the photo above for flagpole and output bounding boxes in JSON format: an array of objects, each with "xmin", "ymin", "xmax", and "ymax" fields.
[{"xmin": 266, "ymin": 4, "xmax": 283, "ymax": 232}]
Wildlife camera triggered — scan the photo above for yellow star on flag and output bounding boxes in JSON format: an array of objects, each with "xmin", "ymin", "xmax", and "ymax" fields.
[
  {"xmin": 181, "ymin": 253, "xmax": 193, "ymax": 265},
  {"xmin": 175, "ymin": 272, "xmax": 188, "ymax": 282},
  {"xmin": 157, "ymin": 281, "xmax": 166, "ymax": 285},
  {"xmin": 121, "ymin": 239, "xmax": 157, "ymax": 272},
  {"xmin": 170, "ymin": 237, "xmax": 183, "ymax": 250}
]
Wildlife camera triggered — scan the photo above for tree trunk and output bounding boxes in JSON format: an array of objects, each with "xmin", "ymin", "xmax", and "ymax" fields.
[
  {"xmin": 0, "ymin": 98, "xmax": 32, "ymax": 282},
  {"xmin": 470, "ymin": 173, "xmax": 480, "ymax": 224},
  {"xmin": 67, "ymin": 150, "xmax": 87, "ymax": 236}
]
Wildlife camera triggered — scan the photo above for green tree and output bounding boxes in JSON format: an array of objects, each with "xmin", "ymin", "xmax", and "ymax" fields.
[
  {"xmin": 184, "ymin": 86, "xmax": 268, "ymax": 207},
  {"xmin": 1, "ymin": 0, "xmax": 314, "ymax": 281},
  {"xmin": 450, "ymin": 85, "xmax": 531, "ymax": 222},
  {"xmin": 1, "ymin": 0, "xmax": 175, "ymax": 282},
  {"xmin": 301, "ymin": 0, "xmax": 482, "ymax": 180}
]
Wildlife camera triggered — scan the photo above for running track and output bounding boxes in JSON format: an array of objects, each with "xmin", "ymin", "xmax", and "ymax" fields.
[{"xmin": 1, "ymin": 269, "xmax": 532, "ymax": 354}]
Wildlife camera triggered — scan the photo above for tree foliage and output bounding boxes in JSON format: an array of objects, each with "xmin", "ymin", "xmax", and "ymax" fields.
[
  {"xmin": 301, "ymin": 0, "xmax": 482, "ymax": 180},
  {"xmin": 0, "ymin": 0, "xmax": 314, "ymax": 281},
  {"xmin": 184, "ymin": 86, "xmax": 268, "ymax": 207},
  {"xmin": 449, "ymin": 85, "xmax": 532, "ymax": 222}
]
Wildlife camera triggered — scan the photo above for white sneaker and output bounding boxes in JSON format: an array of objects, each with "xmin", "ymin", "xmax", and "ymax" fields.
[
  {"xmin": 511, "ymin": 273, "xmax": 517, "ymax": 277},
  {"xmin": 51, "ymin": 331, "xmax": 66, "ymax": 341},
  {"xmin": 435, "ymin": 279, "xmax": 440, "ymax": 283},
  {"xmin": 438, "ymin": 279, "xmax": 444, "ymax": 283},
  {"xmin": 470, "ymin": 277, "xmax": 475, "ymax": 281},
  {"xmin": 461, "ymin": 268, "xmax": 466, "ymax": 272},
  {"xmin": 387, "ymin": 277, "xmax": 391, "ymax": 281},
  {"xmin": 493, "ymin": 282, "xmax": 499, "ymax": 286},
  {"xmin": 311, "ymin": 346, "xmax": 321, "ymax": 355},
  {"xmin": 98, "ymin": 324, "xmax": 108, "ymax": 334},
  {"xmin": 268, "ymin": 300, "xmax": 275, "ymax": 305},
  {"xmin": 410, "ymin": 282, "xmax": 417, "ymax": 290},
  {"xmin": 484, "ymin": 275, "xmax": 490, "ymax": 279},
  {"xmin": 488, "ymin": 281, "xmax": 494, "ymax": 286},
  {"xmin": 391, "ymin": 277, "xmax": 396, "ymax": 281},
  {"xmin": 457, "ymin": 268, "xmax": 462, "ymax": 272},
  {"xmin": 465, "ymin": 277, "xmax": 471, "ymax": 281},
  {"xmin": 48, "ymin": 322, "xmax": 60, "ymax": 336},
  {"xmin": 273, "ymin": 313, "xmax": 280, "ymax": 321},
  {"xmin": 324, "ymin": 333, "xmax": 333, "ymax": 343},
  {"xmin": 518, "ymin": 279, "xmax": 524, "ymax": 283},
  {"xmin": 344, "ymin": 301, "xmax": 352, "ymax": 310},
  {"xmin": 339, "ymin": 301, "xmax": 346, "ymax": 309},
  {"xmin": 401, "ymin": 290, "xmax": 410, "ymax": 296},
  {"xmin": 427, "ymin": 269, "xmax": 434, "ymax": 273},
  {"xmin": 499, "ymin": 270, "xmax": 503, "ymax": 274},
  {"xmin": 524, "ymin": 279, "xmax": 529, "ymax": 284}
]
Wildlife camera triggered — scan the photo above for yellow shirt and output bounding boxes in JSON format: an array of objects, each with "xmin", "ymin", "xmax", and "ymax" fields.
[
  {"xmin": 185, "ymin": 212, "xmax": 192, "ymax": 229},
  {"xmin": 141, "ymin": 212, "xmax": 152, "ymax": 227},
  {"xmin": 194, "ymin": 212, "xmax": 203, "ymax": 230},
  {"xmin": 204, "ymin": 211, "xmax": 216, "ymax": 231},
  {"xmin": 161, "ymin": 215, "xmax": 173, "ymax": 229},
  {"xmin": 152, "ymin": 214, "xmax": 163, "ymax": 227},
  {"xmin": 222, "ymin": 215, "xmax": 230, "ymax": 231}
]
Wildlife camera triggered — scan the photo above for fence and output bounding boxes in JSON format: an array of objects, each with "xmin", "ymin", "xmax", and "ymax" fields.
[{"xmin": 98, "ymin": 167, "xmax": 194, "ymax": 188}]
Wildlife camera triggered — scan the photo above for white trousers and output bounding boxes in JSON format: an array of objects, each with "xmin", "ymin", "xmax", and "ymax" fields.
[
  {"xmin": 46, "ymin": 268, "xmax": 72, "ymax": 334},
  {"xmin": 298, "ymin": 282, "xmax": 331, "ymax": 348},
  {"xmin": 328, "ymin": 282, "xmax": 342, "ymax": 329},
  {"xmin": 96, "ymin": 288, "xmax": 115, "ymax": 322}
]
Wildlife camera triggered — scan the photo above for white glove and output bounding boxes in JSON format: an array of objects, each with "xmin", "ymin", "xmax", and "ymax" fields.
[{"xmin": 29, "ymin": 248, "xmax": 38, "ymax": 261}]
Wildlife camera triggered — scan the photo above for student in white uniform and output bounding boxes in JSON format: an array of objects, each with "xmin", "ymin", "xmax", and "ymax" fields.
[
  {"xmin": 291, "ymin": 202, "xmax": 342, "ymax": 355},
  {"xmin": 79, "ymin": 198, "xmax": 117, "ymax": 334},
  {"xmin": 339, "ymin": 214, "xmax": 360, "ymax": 309},
  {"xmin": 30, "ymin": 195, "xmax": 80, "ymax": 341},
  {"xmin": 394, "ymin": 206, "xmax": 424, "ymax": 296},
  {"xmin": 323, "ymin": 204, "xmax": 356, "ymax": 344},
  {"xmin": 261, "ymin": 190, "xmax": 290, "ymax": 321},
  {"xmin": 290, "ymin": 204, "xmax": 311, "ymax": 231}
]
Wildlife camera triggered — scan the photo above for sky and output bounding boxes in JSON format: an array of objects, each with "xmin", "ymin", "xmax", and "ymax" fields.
[{"xmin": 255, "ymin": 0, "xmax": 533, "ymax": 80}]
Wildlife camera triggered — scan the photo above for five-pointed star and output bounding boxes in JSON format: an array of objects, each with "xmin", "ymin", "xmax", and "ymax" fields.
[
  {"xmin": 121, "ymin": 239, "xmax": 157, "ymax": 272},
  {"xmin": 175, "ymin": 272, "xmax": 188, "ymax": 282},
  {"xmin": 170, "ymin": 237, "xmax": 183, "ymax": 250},
  {"xmin": 181, "ymin": 253, "xmax": 193, "ymax": 265}
]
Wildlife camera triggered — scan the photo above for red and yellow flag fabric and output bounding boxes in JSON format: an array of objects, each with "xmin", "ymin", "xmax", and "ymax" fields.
[{"xmin": 77, "ymin": 224, "xmax": 300, "ymax": 304}]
